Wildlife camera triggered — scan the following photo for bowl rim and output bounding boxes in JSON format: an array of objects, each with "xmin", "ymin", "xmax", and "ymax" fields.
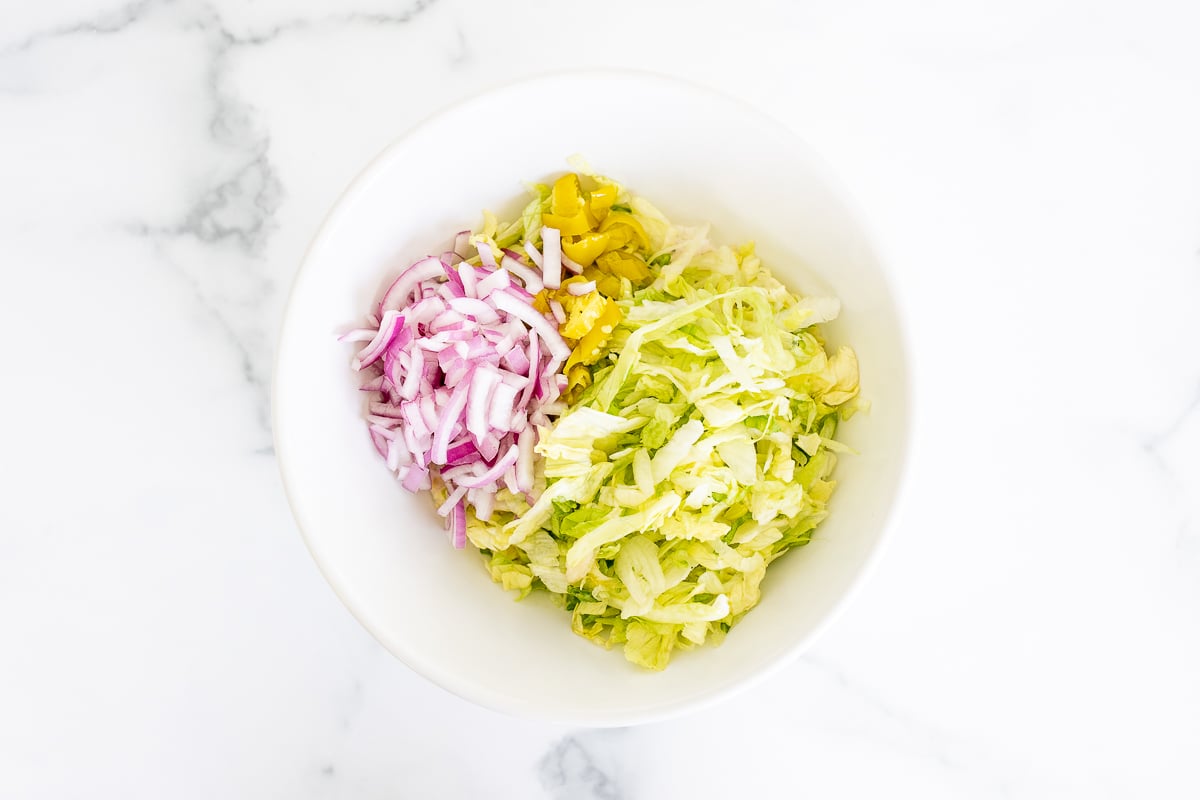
[{"xmin": 272, "ymin": 67, "xmax": 915, "ymax": 727}]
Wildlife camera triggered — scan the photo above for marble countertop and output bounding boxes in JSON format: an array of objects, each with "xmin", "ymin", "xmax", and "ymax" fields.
[{"xmin": 3, "ymin": 0, "xmax": 1198, "ymax": 797}]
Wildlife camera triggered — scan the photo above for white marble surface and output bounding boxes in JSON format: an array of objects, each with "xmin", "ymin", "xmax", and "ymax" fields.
[{"xmin": 2, "ymin": 0, "xmax": 1199, "ymax": 796}]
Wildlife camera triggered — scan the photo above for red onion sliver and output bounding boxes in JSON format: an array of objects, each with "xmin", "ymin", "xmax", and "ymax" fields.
[
  {"xmin": 567, "ymin": 280, "xmax": 596, "ymax": 296},
  {"xmin": 472, "ymin": 488, "xmax": 495, "ymax": 522},
  {"xmin": 523, "ymin": 240, "xmax": 544, "ymax": 268},
  {"xmin": 499, "ymin": 255, "xmax": 543, "ymax": 293},
  {"xmin": 489, "ymin": 381, "xmax": 520, "ymax": 431},
  {"xmin": 516, "ymin": 427, "xmax": 535, "ymax": 492},
  {"xmin": 380, "ymin": 257, "xmax": 444, "ymax": 314},
  {"xmin": 502, "ymin": 465, "xmax": 520, "ymax": 495},
  {"xmin": 448, "ymin": 501, "xmax": 467, "ymax": 548},
  {"xmin": 457, "ymin": 263, "xmax": 478, "ymax": 298},
  {"xmin": 540, "ymin": 227, "xmax": 561, "ymax": 289},
  {"xmin": 475, "ymin": 267, "xmax": 510, "ymax": 298},
  {"xmin": 560, "ymin": 251, "xmax": 584, "ymax": 274},
  {"xmin": 403, "ymin": 466, "xmax": 431, "ymax": 492},
  {"xmin": 549, "ymin": 299, "xmax": 567, "ymax": 325},
  {"xmin": 466, "ymin": 368, "xmax": 501, "ymax": 443},
  {"xmin": 453, "ymin": 231, "xmax": 472, "ymax": 259},
  {"xmin": 353, "ymin": 309, "xmax": 403, "ymax": 369},
  {"xmin": 437, "ymin": 485, "xmax": 469, "ymax": 517},
  {"xmin": 491, "ymin": 291, "xmax": 571, "ymax": 361},
  {"xmin": 369, "ymin": 427, "xmax": 389, "ymax": 459},
  {"xmin": 474, "ymin": 241, "xmax": 498, "ymax": 269},
  {"xmin": 458, "ymin": 444, "xmax": 521, "ymax": 489},
  {"xmin": 448, "ymin": 297, "xmax": 500, "ymax": 324},
  {"xmin": 430, "ymin": 381, "xmax": 470, "ymax": 463},
  {"xmin": 338, "ymin": 328, "xmax": 377, "ymax": 343}
]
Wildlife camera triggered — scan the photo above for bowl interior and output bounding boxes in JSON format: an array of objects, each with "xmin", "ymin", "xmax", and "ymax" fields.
[{"xmin": 274, "ymin": 72, "xmax": 910, "ymax": 725}]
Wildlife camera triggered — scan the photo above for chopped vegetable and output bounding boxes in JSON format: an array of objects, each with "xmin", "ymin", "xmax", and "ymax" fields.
[{"xmin": 347, "ymin": 247, "xmax": 566, "ymax": 546}]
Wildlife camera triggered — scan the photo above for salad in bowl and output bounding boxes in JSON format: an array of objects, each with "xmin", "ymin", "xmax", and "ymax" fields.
[
  {"xmin": 274, "ymin": 70, "xmax": 909, "ymax": 724},
  {"xmin": 341, "ymin": 167, "xmax": 862, "ymax": 670}
]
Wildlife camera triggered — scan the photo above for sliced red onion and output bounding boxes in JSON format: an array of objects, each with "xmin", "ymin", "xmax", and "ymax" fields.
[
  {"xmin": 448, "ymin": 297, "xmax": 500, "ymax": 325},
  {"xmin": 369, "ymin": 427, "xmax": 389, "ymax": 459},
  {"xmin": 458, "ymin": 444, "xmax": 520, "ymax": 489},
  {"xmin": 369, "ymin": 422, "xmax": 398, "ymax": 440},
  {"xmin": 497, "ymin": 369, "xmax": 529, "ymax": 389},
  {"xmin": 540, "ymin": 227, "xmax": 561, "ymax": 289},
  {"xmin": 523, "ymin": 240, "xmax": 544, "ymax": 268},
  {"xmin": 502, "ymin": 346, "xmax": 530, "ymax": 375},
  {"xmin": 430, "ymin": 380, "xmax": 470, "ymax": 463},
  {"xmin": 444, "ymin": 439, "xmax": 480, "ymax": 467},
  {"xmin": 368, "ymin": 401, "xmax": 405, "ymax": 419},
  {"xmin": 560, "ymin": 251, "xmax": 584, "ymax": 274},
  {"xmin": 405, "ymin": 296, "xmax": 446, "ymax": 327},
  {"xmin": 380, "ymin": 257, "xmax": 444, "ymax": 313},
  {"xmin": 338, "ymin": 328, "xmax": 377, "ymax": 343},
  {"xmin": 477, "ymin": 432, "xmax": 501, "ymax": 461},
  {"xmin": 457, "ymin": 263, "xmax": 478, "ymax": 298},
  {"xmin": 353, "ymin": 309, "xmax": 403, "ymax": 369},
  {"xmin": 518, "ymin": 332, "xmax": 540, "ymax": 410},
  {"xmin": 432, "ymin": 309, "xmax": 466, "ymax": 330},
  {"xmin": 502, "ymin": 465, "xmax": 520, "ymax": 495},
  {"xmin": 549, "ymin": 299, "xmax": 567, "ymax": 325},
  {"xmin": 453, "ymin": 231, "xmax": 472, "ymax": 259},
  {"xmin": 399, "ymin": 347, "xmax": 423, "ymax": 401},
  {"xmin": 489, "ymin": 381, "xmax": 520, "ymax": 431},
  {"xmin": 437, "ymin": 485, "xmax": 468, "ymax": 516},
  {"xmin": 474, "ymin": 240, "xmax": 498, "ymax": 269},
  {"xmin": 472, "ymin": 488, "xmax": 496, "ymax": 522},
  {"xmin": 567, "ymin": 280, "xmax": 596, "ymax": 296},
  {"xmin": 346, "ymin": 241, "xmax": 577, "ymax": 543},
  {"xmin": 475, "ymin": 267, "xmax": 510, "ymax": 298},
  {"xmin": 490, "ymin": 291, "xmax": 571, "ymax": 361},
  {"xmin": 448, "ymin": 501, "xmax": 467, "ymax": 548},
  {"xmin": 466, "ymin": 367, "xmax": 501, "ymax": 443},
  {"xmin": 387, "ymin": 437, "xmax": 413, "ymax": 471},
  {"xmin": 499, "ymin": 255, "xmax": 543, "ymax": 293},
  {"xmin": 516, "ymin": 427, "xmax": 535, "ymax": 492}
]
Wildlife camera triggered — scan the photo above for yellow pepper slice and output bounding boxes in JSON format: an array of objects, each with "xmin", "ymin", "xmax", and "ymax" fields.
[
  {"xmin": 558, "ymin": 289, "xmax": 609, "ymax": 339},
  {"xmin": 598, "ymin": 211, "xmax": 649, "ymax": 252},
  {"xmin": 582, "ymin": 265, "xmax": 624, "ymax": 298},
  {"xmin": 595, "ymin": 250, "xmax": 651, "ymax": 283},
  {"xmin": 541, "ymin": 210, "xmax": 593, "ymax": 237},
  {"xmin": 561, "ymin": 232, "xmax": 610, "ymax": 268},
  {"xmin": 566, "ymin": 298, "xmax": 622, "ymax": 370},
  {"xmin": 551, "ymin": 173, "xmax": 585, "ymax": 217},
  {"xmin": 587, "ymin": 183, "xmax": 618, "ymax": 222},
  {"xmin": 564, "ymin": 363, "xmax": 593, "ymax": 403}
]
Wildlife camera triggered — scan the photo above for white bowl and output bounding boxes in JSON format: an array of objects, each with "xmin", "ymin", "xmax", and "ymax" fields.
[{"xmin": 274, "ymin": 71, "xmax": 911, "ymax": 726}]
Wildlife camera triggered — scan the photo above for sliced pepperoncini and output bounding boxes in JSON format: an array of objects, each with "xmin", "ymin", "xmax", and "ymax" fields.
[
  {"xmin": 587, "ymin": 183, "xmax": 618, "ymax": 222},
  {"xmin": 598, "ymin": 211, "xmax": 650, "ymax": 252},
  {"xmin": 550, "ymin": 173, "xmax": 586, "ymax": 217},
  {"xmin": 595, "ymin": 250, "xmax": 651, "ymax": 284},
  {"xmin": 582, "ymin": 265, "xmax": 625, "ymax": 298},
  {"xmin": 564, "ymin": 363, "xmax": 593, "ymax": 403},
  {"xmin": 561, "ymin": 232, "xmax": 609, "ymax": 268},
  {"xmin": 566, "ymin": 298, "xmax": 622, "ymax": 371},
  {"xmin": 557, "ymin": 286, "xmax": 610, "ymax": 339},
  {"xmin": 541, "ymin": 210, "xmax": 593, "ymax": 237}
]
